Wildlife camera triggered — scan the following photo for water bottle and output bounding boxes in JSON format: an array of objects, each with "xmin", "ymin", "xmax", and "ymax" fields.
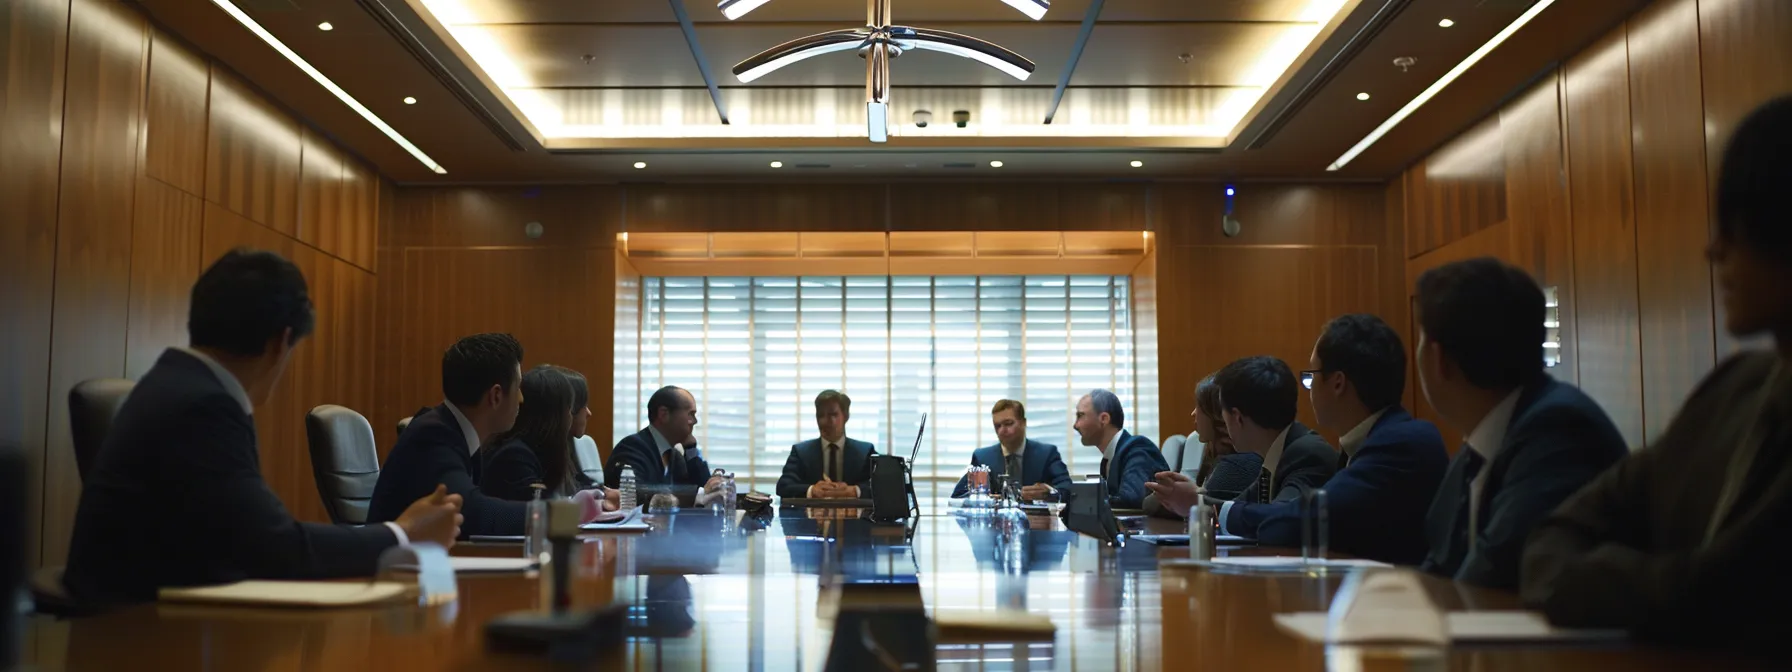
[
  {"xmin": 524, "ymin": 484, "xmax": 548, "ymax": 562},
  {"xmin": 1188, "ymin": 501, "xmax": 1217, "ymax": 561},
  {"xmin": 721, "ymin": 472, "xmax": 737, "ymax": 512},
  {"xmin": 620, "ymin": 465, "xmax": 637, "ymax": 511}
]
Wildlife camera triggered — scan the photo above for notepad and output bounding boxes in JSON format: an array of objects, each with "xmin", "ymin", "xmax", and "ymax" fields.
[
  {"xmin": 386, "ymin": 556, "xmax": 538, "ymax": 574},
  {"xmin": 159, "ymin": 580, "xmax": 408, "ymax": 607},
  {"xmin": 1273, "ymin": 611, "xmax": 1627, "ymax": 644}
]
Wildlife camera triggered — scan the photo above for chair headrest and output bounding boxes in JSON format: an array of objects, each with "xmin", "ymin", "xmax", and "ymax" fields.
[{"xmin": 306, "ymin": 405, "xmax": 379, "ymax": 473}]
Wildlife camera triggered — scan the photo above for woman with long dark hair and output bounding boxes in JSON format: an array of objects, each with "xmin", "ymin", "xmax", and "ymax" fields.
[
  {"xmin": 551, "ymin": 365, "xmax": 600, "ymax": 489},
  {"xmin": 1193, "ymin": 374, "xmax": 1263, "ymax": 500},
  {"xmin": 481, "ymin": 366, "xmax": 583, "ymax": 500}
]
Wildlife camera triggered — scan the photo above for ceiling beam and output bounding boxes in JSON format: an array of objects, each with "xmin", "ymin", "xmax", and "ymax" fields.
[
  {"xmin": 1042, "ymin": 0, "xmax": 1106, "ymax": 125},
  {"xmin": 669, "ymin": 0, "xmax": 731, "ymax": 124}
]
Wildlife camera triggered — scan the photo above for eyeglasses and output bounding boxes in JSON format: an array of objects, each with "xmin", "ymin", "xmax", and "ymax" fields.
[{"xmin": 1299, "ymin": 370, "xmax": 1325, "ymax": 390}]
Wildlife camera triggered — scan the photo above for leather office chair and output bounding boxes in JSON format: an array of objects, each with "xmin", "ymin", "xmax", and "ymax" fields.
[
  {"xmin": 305, "ymin": 405, "xmax": 381, "ymax": 525},
  {"xmin": 68, "ymin": 378, "xmax": 136, "ymax": 483},
  {"xmin": 573, "ymin": 435, "xmax": 604, "ymax": 485},
  {"xmin": 396, "ymin": 415, "xmax": 412, "ymax": 441},
  {"xmin": 1160, "ymin": 434, "xmax": 1188, "ymax": 473}
]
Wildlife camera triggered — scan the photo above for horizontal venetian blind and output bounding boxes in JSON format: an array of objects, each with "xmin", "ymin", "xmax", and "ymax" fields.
[{"xmin": 625, "ymin": 275, "xmax": 1143, "ymax": 497}]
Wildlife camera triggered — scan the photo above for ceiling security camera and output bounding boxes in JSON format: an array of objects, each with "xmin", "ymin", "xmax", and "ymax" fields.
[
  {"xmin": 952, "ymin": 110, "xmax": 971, "ymax": 128},
  {"xmin": 913, "ymin": 110, "xmax": 933, "ymax": 128}
]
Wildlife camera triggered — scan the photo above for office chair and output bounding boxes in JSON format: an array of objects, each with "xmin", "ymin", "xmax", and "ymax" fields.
[
  {"xmin": 68, "ymin": 378, "xmax": 136, "ymax": 483},
  {"xmin": 573, "ymin": 435, "xmax": 605, "ymax": 485},
  {"xmin": 397, "ymin": 415, "xmax": 412, "ymax": 441},
  {"xmin": 1160, "ymin": 434, "xmax": 1188, "ymax": 473},
  {"xmin": 305, "ymin": 405, "xmax": 382, "ymax": 525}
]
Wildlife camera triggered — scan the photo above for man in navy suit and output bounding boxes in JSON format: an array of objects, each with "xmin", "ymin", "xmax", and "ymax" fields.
[
  {"xmin": 1074, "ymin": 389, "xmax": 1166, "ymax": 509},
  {"xmin": 1412, "ymin": 258, "xmax": 1627, "ymax": 590},
  {"xmin": 371, "ymin": 334, "xmax": 614, "ymax": 535},
  {"xmin": 1147, "ymin": 357, "xmax": 1338, "ymax": 535},
  {"xmin": 65, "ymin": 250, "xmax": 462, "ymax": 604},
  {"xmin": 776, "ymin": 390, "xmax": 878, "ymax": 499},
  {"xmin": 1253, "ymin": 315, "xmax": 1448, "ymax": 564},
  {"xmin": 608, "ymin": 385, "xmax": 723, "ymax": 506},
  {"xmin": 950, "ymin": 399, "xmax": 1073, "ymax": 500}
]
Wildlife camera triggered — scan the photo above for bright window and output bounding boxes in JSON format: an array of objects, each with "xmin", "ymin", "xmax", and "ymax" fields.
[{"xmin": 618, "ymin": 275, "xmax": 1151, "ymax": 498}]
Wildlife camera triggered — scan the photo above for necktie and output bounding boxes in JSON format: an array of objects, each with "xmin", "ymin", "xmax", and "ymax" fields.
[
  {"xmin": 665, "ymin": 448, "xmax": 687, "ymax": 483},
  {"xmin": 1337, "ymin": 451, "xmax": 1351, "ymax": 471},
  {"xmin": 828, "ymin": 443, "xmax": 842, "ymax": 482},
  {"xmin": 1462, "ymin": 447, "xmax": 1486, "ymax": 551},
  {"xmin": 1257, "ymin": 467, "xmax": 1272, "ymax": 502},
  {"xmin": 1100, "ymin": 457, "xmax": 1111, "ymax": 483},
  {"xmin": 1005, "ymin": 453, "xmax": 1024, "ymax": 489}
]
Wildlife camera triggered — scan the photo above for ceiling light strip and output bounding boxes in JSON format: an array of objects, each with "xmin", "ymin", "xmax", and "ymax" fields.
[
  {"xmin": 210, "ymin": 0, "xmax": 447, "ymax": 173},
  {"xmin": 1326, "ymin": 0, "xmax": 1555, "ymax": 171}
]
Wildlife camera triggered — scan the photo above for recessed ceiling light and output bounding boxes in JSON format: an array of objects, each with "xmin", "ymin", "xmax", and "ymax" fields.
[
  {"xmin": 1356, "ymin": 92, "xmax": 1371, "ymax": 101},
  {"xmin": 1129, "ymin": 160, "xmax": 1143, "ymax": 168},
  {"xmin": 1330, "ymin": 0, "xmax": 1556, "ymax": 171},
  {"xmin": 633, "ymin": 161, "xmax": 647, "ymax": 169},
  {"xmin": 209, "ymin": 0, "xmax": 444, "ymax": 173},
  {"xmin": 989, "ymin": 160, "xmax": 1004, "ymax": 168},
  {"xmin": 317, "ymin": 21, "xmax": 333, "ymax": 31},
  {"xmin": 1438, "ymin": 18, "xmax": 1455, "ymax": 27},
  {"xmin": 769, "ymin": 161, "xmax": 783, "ymax": 168},
  {"xmin": 402, "ymin": 96, "xmax": 417, "ymax": 105}
]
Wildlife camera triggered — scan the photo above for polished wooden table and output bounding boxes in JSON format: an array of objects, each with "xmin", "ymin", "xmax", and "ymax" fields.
[{"xmin": 21, "ymin": 505, "xmax": 1768, "ymax": 670}]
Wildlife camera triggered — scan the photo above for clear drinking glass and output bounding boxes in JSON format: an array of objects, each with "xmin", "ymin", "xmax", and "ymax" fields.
[{"xmin": 1301, "ymin": 488, "xmax": 1330, "ymax": 568}]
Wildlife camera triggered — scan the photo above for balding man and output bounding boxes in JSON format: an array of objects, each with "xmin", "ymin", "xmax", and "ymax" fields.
[
  {"xmin": 608, "ymin": 385, "xmax": 723, "ymax": 506},
  {"xmin": 1074, "ymin": 390, "xmax": 1168, "ymax": 509}
]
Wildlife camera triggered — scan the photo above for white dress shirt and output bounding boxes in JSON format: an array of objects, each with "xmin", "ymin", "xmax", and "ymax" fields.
[
  {"xmin": 647, "ymin": 425, "xmax": 688, "ymax": 479},
  {"xmin": 1338, "ymin": 408, "xmax": 1389, "ymax": 458},
  {"xmin": 180, "ymin": 347, "xmax": 408, "ymax": 546},
  {"xmin": 1464, "ymin": 389, "xmax": 1522, "ymax": 552},
  {"xmin": 1218, "ymin": 425, "xmax": 1292, "ymax": 536},
  {"xmin": 807, "ymin": 436, "xmax": 858, "ymax": 497},
  {"xmin": 442, "ymin": 400, "xmax": 483, "ymax": 457}
]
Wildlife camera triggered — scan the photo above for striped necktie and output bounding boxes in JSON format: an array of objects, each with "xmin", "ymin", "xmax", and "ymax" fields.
[{"xmin": 1257, "ymin": 467, "xmax": 1272, "ymax": 502}]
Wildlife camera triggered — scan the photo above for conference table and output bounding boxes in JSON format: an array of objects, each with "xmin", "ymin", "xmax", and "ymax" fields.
[{"xmin": 20, "ymin": 502, "xmax": 1766, "ymax": 670}]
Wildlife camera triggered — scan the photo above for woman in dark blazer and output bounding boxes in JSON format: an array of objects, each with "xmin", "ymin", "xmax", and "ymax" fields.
[
  {"xmin": 480, "ymin": 366, "xmax": 583, "ymax": 500},
  {"xmin": 1194, "ymin": 374, "xmax": 1263, "ymax": 500}
]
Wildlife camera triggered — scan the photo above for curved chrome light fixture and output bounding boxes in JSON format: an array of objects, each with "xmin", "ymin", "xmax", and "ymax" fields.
[
  {"xmin": 730, "ymin": 0, "xmax": 1037, "ymax": 143},
  {"xmin": 721, "ymin": 0, "xmax": 1048, "ymax": 21}
]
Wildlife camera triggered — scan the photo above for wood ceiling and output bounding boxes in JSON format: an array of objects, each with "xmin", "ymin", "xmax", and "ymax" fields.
[{"xmin": 134, "ymin": 0, "xmax": 1648, "ymax": 182}]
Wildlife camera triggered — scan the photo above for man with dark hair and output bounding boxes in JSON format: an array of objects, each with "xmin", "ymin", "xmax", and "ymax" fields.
[
  {"xmin": 1073, "ymin": 389, "xmax": 1166, "ymax": 509},
  {"xmin": 607, "ymin": 385, "xmax": 722, "ymax": 506},
  {"xmin": 64, "ymin": 249, "xmax": 463, "ymax": 604},
  {"xmin": 1522, "ymin": 96, "xmax": 1792, "ymax": 652},
  {"xmin": 1413, "ymin": 257, "xmax": 1626, "ymax": 590},
  {"xmin": 1210, "ymin": 316, "xmax": 1448, "ymax": 562},
  {"xmin": 372, "ymin": 333, "xmax": 611, "ymax": 534},
  {"xmin": 777, "ymin": 390, "xmax": 878, "ymax": 499},
  {"xmin": 1202, "ymin": 357, "xmax": 1336, "ymax": 536},
  {"xmin": 950, "ymin": 399, "xmax": 1072, "ymax": 500}
]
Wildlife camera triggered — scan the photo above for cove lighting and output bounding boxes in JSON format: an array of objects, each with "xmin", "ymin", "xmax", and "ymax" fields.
[
  {"xmin": 209, "ymin": 0, "xmax": 446, "ymax": 173},
  {"xmin": 719, "ymin": 0, "xmax": 773, "ymax": 20},
  {"xmin": 999, "ymin": 0, "xmax": 1049, "ymax": 20},
  {"xmin": 1328, "ymin": 0, "xmax": 1555, "ymax": 171}
]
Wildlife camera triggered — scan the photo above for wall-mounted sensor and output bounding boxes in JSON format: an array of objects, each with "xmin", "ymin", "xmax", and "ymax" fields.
[
  {"xmin": 1221, "ymin": 185, "xmax": 1241, "ymax": 238},
  {"xmin": 525, "ymin": 221, "xmax": 545, "ymax": 240},
  {"xmin": 952, "ymin": 110, "xmax": 971, "ymax": 128},
  {"xmin": 913, "ymin": 110, "xmax": 933, "ymax": 128}
]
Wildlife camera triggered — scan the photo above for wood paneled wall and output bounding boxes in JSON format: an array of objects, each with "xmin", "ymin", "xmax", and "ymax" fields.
[
  {"xmin": 0, "ymin": 0, "xmax": 385, "ymax": 568},
  {"xmin": 378, "ymin": 182, "xmax": 1404, "ymax": 457},
  {"xmin": 1398, "ymin": 0, "xmax": 1791, "ymax": 449}
]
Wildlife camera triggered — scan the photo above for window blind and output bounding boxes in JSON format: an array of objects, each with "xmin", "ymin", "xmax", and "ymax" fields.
[{"xmin": 622, "ymin": 275, "xmax": 1148, "ymax": 497}]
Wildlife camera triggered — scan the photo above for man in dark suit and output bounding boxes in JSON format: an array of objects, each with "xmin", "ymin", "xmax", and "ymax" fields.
[
  {"xmin": 777, "ymin": 390, "xmax": 878, "ymax": 499},
  {"xmin": 608, "ymin": 385, "xmax": 722, "ymax": 506},
  {"xmin": 1205, "ymin": 357, "xmax": 1337, "ymax": 536},
  {"xmin": 1073, "ymin": 389, "xmax": 1166, "ymax": 509},
  {"xmin": 371, "ymin": 333, "xmax": 608, "ymax": 536},
  {"xmin": 63, "ymin": 249, "xmax": 462, "ymax": 605},
  {"xmin": 1412, "ymin": 257, "xmax": 1627, "ymax": 590},
  {"xmin": 1522, "ymin": 97, "xmax": 1792, "ymax": 653},
  {"xmin": 1247, "ymin": 315, "xmax": 1448, "ymax": 564},
  {"xmin": 950, "ymin": 399, "xmax": 1073, "ymax": 499}
]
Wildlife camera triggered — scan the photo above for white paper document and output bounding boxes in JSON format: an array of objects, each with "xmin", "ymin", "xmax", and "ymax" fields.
[
  {"xmin": 1273, "ymin": 611, "xmax": 1627, "ymax": 644},
  {"xmin": 159, "ymin": 580, "xmax": 408, "ymax": 607}
]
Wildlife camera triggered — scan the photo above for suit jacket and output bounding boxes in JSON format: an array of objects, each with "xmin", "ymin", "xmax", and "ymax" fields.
[
  {"xmin": 368, "ymin": 404, "xmax": 526, "ymax": 536},
  {"xmin": 605, "ymin": 427, "xmax": 713, "ymax": 506},
  {"xmin": 63, "ymin": 349, "xmax": 397, "ymax": 604},
  {"xmin": 1221, "ymin": 422, "xmax": 1337, "ymax": 540},
  {"xmin": 1254, "ymin": 408, "xmax": 1449, "ymax": 564},
  {"xmin": 1103, "ymin": 430, "xmax": 1169, "ymax": 509},
  {"xmin": 1522, "ymin": 352, "xmax": 1791, "ymax": 652},
  {"xmin": 1419, "ymin": 374, "xmax": 1628, "ymax": 590},
  {"xmin": 477, "ymin": 438, "xmax": 597, "ymax": 501},
  {"xmin": 776, "ymin": 438, "xmax": 877, "ymax": 499},
  {"xmin": 949, "ymin": 439, "xmax": 1073, "ymax": 497},
  {"xmin": 1203, "ymin": 452, "xmax": 1265, "ymax": 500}
]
